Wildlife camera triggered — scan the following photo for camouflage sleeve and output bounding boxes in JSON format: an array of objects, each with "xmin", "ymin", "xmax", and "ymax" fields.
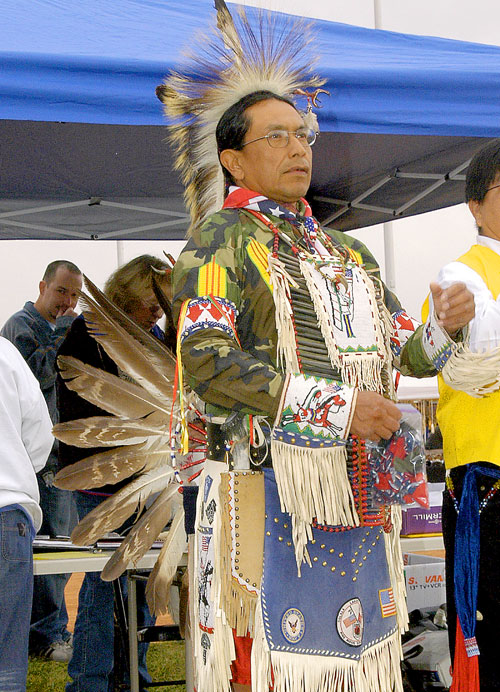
[
  {"xmin": 172, "ymin": 212, "xmax": 284, "ymax": 419},
  {"xmin": 327, "ymin": 229, "xmax": 437, "ymax": 377}
]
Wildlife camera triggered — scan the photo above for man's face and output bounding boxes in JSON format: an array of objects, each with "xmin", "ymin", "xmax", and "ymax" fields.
[
  {"xmin": 229, "ymin": 99, "xmax": 313, "ymax": 207},
  {"xmin": 469, "ymin": 172, "xmax": 500, "ymax": 241},
  {"xmin": 37, "ymin": 267, "xmax": 83, "ymax": 323}
]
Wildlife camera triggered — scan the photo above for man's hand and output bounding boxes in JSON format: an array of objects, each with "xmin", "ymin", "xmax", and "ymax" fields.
[
  {"xmin": 57, "ymin": 306, "xmax": 78, "ymax": 319},
  {"xmin": 350, "ymin": 390, "xmax": 401, "ymax": 442},
  {"xmin": 430, "ymin": 281, "xmax": 475, "ymax": 334}
]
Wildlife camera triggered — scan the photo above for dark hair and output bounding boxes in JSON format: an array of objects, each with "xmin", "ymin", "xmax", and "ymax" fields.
[
  {"xmin": 216, "ymin": 90, "xmax": 297, "ymax": 185},
  {"xmin": 104, "ymin": 254, "xmax": 170, "ymax": 314},
  {"xmin": 43, "ymin": 260, "xmax": 82, "ymax": 283},
  {"xmin": 465, "ymin": 138, "xmax": 500, "ymax": 204}
]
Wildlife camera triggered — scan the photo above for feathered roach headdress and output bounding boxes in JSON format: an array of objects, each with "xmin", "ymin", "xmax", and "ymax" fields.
[{"xmin": 156, "ymin": 0, "xmax": 325, "ymax": 234}]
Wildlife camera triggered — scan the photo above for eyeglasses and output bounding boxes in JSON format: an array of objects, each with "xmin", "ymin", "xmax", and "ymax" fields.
[
  {"xmin": 486, "ymin": 183, "xmax": 500, "ymax": 194},
  {"xmin": 240, "ymin": 128, "xmax": 317, "ymax": 149}
]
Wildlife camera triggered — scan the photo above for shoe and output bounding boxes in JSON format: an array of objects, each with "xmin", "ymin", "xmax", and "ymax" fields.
[{"xmin": 34, "ymin": 639, "xmax": 73, "ymax": 663}]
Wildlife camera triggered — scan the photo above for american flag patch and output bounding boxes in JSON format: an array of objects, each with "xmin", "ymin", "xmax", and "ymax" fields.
[
  {"xmin": 343, "ymin": 612, "xmax": 357, "ymax": 627},
  {"xmin": 379, "ymin": 588, "xmax": 396, "ymax": 618}
]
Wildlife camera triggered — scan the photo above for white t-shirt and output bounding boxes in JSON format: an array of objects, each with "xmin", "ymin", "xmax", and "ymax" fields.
[{"xmin": 0, "ymin": 336, "xmax": 53, "ymax": 530}]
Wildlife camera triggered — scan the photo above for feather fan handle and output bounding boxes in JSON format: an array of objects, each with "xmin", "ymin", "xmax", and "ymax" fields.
[
  {"xmin": 101, "ymin": 484, "xmax": 181, "ymax": 581},
  {"xmin": 152, "ymin": 273, "xmax": 177, "ymax": 349},
  {"xmin": 71, "ymin": 466, "xmax": 176, "ymax": 546},
  {"xmin": 57, "ymin": 355, "xmax": 169, "ymax": 419},
  {"xmin": 54, "ymin": 444, "xmax": 168, "ymax": 490},
  {"xmin": 145, "ymin": 506, "xmax": 187, "ymax": 615},
  {"xmin": 151, "ymin": 272, "xmax": 173, "ymax": 324},
  {"xmin": 53, "ymin": 415, "xmax": 168, "ymax": 448}
]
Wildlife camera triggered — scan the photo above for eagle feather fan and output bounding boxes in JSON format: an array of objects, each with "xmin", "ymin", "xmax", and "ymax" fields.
[
  {"xmin": 57, "ymin": 355, "xmax": 169, "ymax": 419},
  {"xmin": 53, "ymin": 276, "xmax": 203, "ymax": 618},
  {"xmin": 101, "ymin": 483, "xmax": 182, "ymax": 582},
  {"xmin": 70, "ymin": 466, "xmax": 175, "ymax": 546},
  {"xmin": 54, "ymin": 443, "xmax": 168, "ymax": 490},
  {"xmin": 145, "ymin": 507, "xmax": 187, "ymax": 615}
]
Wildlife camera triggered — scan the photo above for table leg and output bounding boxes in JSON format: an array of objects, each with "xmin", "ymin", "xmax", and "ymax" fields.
[{"xmin": 127, "ymin": 573, "xmax": 140, "ymax": 692}]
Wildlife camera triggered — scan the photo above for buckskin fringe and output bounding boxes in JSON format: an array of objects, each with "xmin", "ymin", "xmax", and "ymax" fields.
[
  {"xmin": 384, "ymin": 506, "xmax": 409, "ymax": 635},
  {"xmin": 271, "ymin": 440, "xmax": 359, "ymax": 529},
  {"xmin": 442, "ymin": 342, "xmax": 500, "ymax": 397},
  {"xmin": 219, "ymin": 476, "xmax": 258, "ymax": 637},
  {"xmin": 193, "ymin": 609, "xmax": 235, "ymax": 692},
  {"xmin": 251, "ymin": 603, "xmax": 404, "ymax": 692},
  {"xmin": 268, "ymin": 254, "xmax": 301, "ymax": 373},
  {"xmin": 337, "ymin": 353, "xmax": 386, "ymax": 392}
]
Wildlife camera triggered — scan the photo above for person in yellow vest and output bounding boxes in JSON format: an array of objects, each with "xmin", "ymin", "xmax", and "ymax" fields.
[{"xmin": 426, "ymin": 138, "xmax": 500, "ymax": 692}]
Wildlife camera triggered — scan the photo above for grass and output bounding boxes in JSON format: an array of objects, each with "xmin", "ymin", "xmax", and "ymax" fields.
[{"xmin": 27, "ymin": 640, "xmax": 186, "ymax": 692}]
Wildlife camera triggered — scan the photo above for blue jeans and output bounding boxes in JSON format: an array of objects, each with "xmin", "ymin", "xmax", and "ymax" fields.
[
  {"xmin": 67, "ymin": 492, "xmax": 155, "ymax": 692},
  {"xmin": 30, "ymin": 474, "xmax": 75, "ymax": 651},
  {"xmin": 0, "ymin": 507, "xmax": 34, "ymax": 692}
]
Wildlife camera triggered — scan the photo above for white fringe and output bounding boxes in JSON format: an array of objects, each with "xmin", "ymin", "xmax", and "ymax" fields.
[
  {"xmin": 251, "ymin": 598, "xmax": 404, "ymax": 692},
  {"xmin": 268, "ymin": 254, "xmax": 301, "ymax": 374},
  {"xmin": 251, "ymin": 598, "xmax": 273, "ymax": 692},
  {"xmin": 378, "ymin": 293, "xmax": 397, "ymax": 400},
  {"xmin": 338, "ymin": 352, "xmax": 385, "ymax": 393},
  {"xmin": 441, "ymin": 342, "xmax": 500, "ymax": 397},
  {"xmin": 271, "ymin": 440, "xmax": 359, "ymax": 529},
  {"xmin": 383, "ymin": 506, "xmax": 409, "ymax": 636},
  {"xmin": 292, "ymin": 515, "xmax": 313, "ymax": 575}
]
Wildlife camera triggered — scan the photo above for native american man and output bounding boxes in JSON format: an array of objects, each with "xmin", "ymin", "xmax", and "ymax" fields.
[{"xmin": 160, "ymin": 5, "xmax": 475, "ymax": 691}]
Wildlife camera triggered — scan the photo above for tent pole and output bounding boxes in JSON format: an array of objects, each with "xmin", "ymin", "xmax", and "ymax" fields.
[
  {"xmin": 383, "ymin": 221, "xmax": 397, "ymax": 291},
  {"xmin": 116, "ymin": 240, "xmax": 125, "ymax": 267},
  {"xmin": 372, "ymin": 0, "xmax": 397, "ymax": 291}
]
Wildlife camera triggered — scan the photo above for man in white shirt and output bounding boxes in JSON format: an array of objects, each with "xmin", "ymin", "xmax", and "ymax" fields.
[
  {"xmin": 1, "ymin": 260, "xmax": 82, "ymax": 662},
  {"xmin": 0, "ymin": 336, "xmax": 53, "ymax": 690},
  {"xmin": 430, "ymin": 138, "xmax": 500, "ymax": 691}
]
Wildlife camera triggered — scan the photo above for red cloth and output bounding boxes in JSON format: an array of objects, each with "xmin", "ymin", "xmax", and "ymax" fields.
[
  {"xmin": 450, "ymin": 617, "xmax": 480, "ymax": 692},
  {"xmin": 230, "ymin": 630, "xmax": 275, "ymax": 688},
  {"xmin": 230, "ymin": 631, "xmax": 253, "ymax": 686}
]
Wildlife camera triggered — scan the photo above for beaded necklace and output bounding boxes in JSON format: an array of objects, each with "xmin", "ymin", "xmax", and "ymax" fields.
[
  {"xmin": 446, "ymin": 474, "xmax": 500, "ymax": 514},
  {"xmin": 244, "ymin": 208, "xmax": 349, "ymax": 265}
]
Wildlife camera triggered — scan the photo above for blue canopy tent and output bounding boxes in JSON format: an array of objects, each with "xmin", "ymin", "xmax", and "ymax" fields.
[{"xmin": 1, "ymin": 0, "xmax": 500, "ymax": 240}]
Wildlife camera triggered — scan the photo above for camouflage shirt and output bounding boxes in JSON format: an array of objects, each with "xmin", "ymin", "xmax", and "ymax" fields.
[{"xmin": 173, "ymin": 205, "xmax": 435, "ymax": 420}]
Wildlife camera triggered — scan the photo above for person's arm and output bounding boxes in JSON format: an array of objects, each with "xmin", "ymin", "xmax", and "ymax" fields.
[
  {"xmin": 21, "ymin": 389, "xmax": 53, "ymax": 475},
  {"xmin": 2, "ymin": 311, "xmax": 74, "ymax": 392},
  {"xmin": 173, "ymin": 216, "xmax": 285, "ymax": 419},
  {"xmin": 6, "ymin": 342, "xmax": 54, "ymax": 474},
  {"xmin": 432, "ymin": 260, "xmax": 500, "ymax": 352},
  {"xmin": 335, "ymin": 233, "xmax": 475, "ymax": 378}
]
